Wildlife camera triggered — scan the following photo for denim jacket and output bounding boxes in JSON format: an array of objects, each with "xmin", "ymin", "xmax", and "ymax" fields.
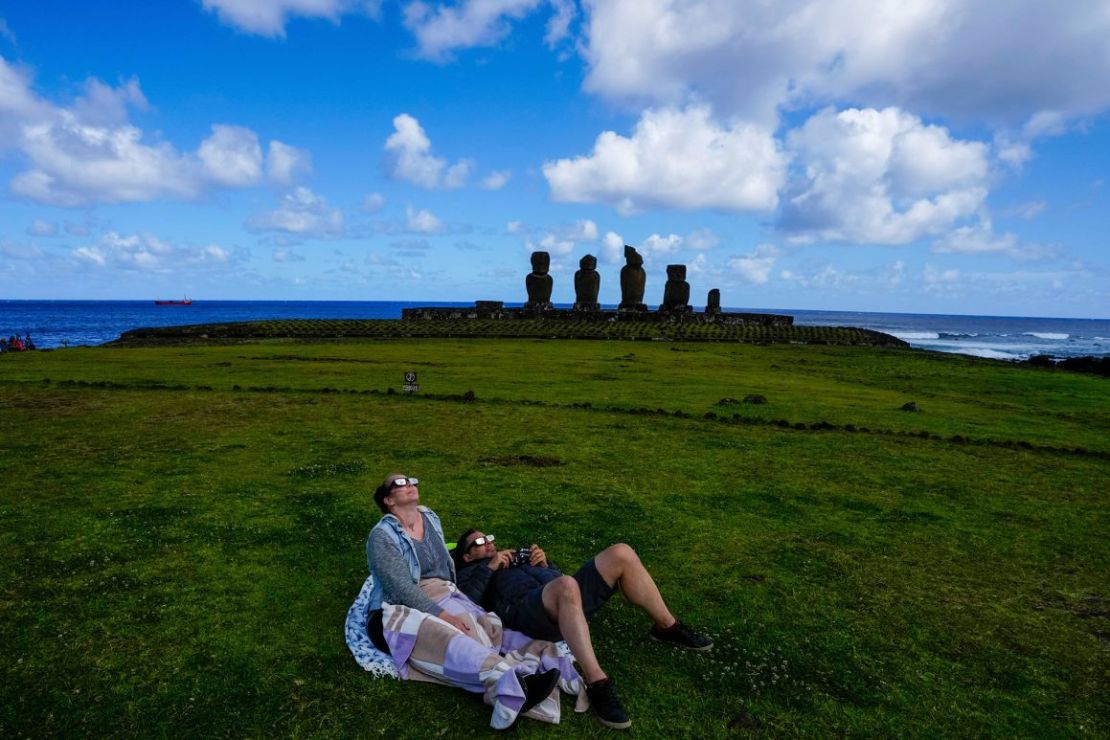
[{"xmin": 365, "ymin": 506, "xmax": 454, "ymax": 611}]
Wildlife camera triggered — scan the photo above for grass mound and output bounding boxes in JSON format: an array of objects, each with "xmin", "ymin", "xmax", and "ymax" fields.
[{"xmin": 111, "ymin": 318, "xmax": 908, "ymax": 347}]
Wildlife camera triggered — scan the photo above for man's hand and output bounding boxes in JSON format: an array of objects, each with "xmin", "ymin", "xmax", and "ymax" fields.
[
  {"xmin": 440, "ymin": 613, "xmax": 471, "ymax": 633},
  {"xmin": 529, "ymin": 544, "xmax": 548, "ymax": 567},
  {"xmin": 488, "ymin": 549, "xmax": 514, "ymax": 571}
]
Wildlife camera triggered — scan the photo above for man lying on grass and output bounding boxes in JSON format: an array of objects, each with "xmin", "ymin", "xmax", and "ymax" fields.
[{"xmin": 452, "ymin": 528, "xmax": 713, "ymax": 730}]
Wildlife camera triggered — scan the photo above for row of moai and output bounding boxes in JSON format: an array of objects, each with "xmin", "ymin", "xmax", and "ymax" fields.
[{"xmin": 524, "ymin": 245, "xmax": 722, "ymax": 314}]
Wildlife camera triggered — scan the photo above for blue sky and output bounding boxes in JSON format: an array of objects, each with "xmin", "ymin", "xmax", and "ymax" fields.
[{"xmin": 0, "ymin": 0, "xmax": 1107, "ymax": 317}]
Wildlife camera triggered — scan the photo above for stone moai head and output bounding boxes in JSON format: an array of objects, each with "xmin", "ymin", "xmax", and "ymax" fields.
[
  {"xmin": 531, "ymin": 251, "xmax": 550, "ymax": 275},
  {"xmin": 666, "ymin": 264, "xmax": 686, "ymax": 282},
  {"xmin": 580, "ymin": 254, "xmax": 597, "ymax": 270},
  {"xmin": 707, "ymin": 288, "xmax": 721, "ymax": 309},
  {"xmin": 624, "ymin": 245, "xmax": 643, "ymax": 267}
]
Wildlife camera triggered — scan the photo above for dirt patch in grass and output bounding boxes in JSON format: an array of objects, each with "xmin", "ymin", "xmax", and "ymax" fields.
[{"xmin": 480, "ymin": 454, "xmax": 564, "ymax": 468}]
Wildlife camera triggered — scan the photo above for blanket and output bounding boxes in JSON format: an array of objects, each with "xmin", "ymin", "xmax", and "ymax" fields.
[{"xmin": 344, "ymin": 574, "xmax": 586, "ymax": 729}]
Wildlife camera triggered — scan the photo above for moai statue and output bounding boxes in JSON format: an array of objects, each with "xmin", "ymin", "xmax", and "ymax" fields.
[
  {"xmin": 573, "ymin": 254, "xmax": 601, "ymax": 311},
  {"xmin": 660, "ymin": 264, "xmax": 691, "ymax": 312},
  {"xmin": 524, "ymin": 251, "xmax": 554, "ymax": 311},
  {"xmin": 706, "ymin": 288, "xmax": 721, "ymax": 315},
  {"xmin": 618, "ymin": 245, "xmax": 647, "ymax": 311}
]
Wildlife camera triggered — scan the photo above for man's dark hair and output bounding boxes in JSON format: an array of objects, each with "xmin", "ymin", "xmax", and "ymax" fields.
[
  {"xmin": 373, "ymin": 482, "xmax": 394, "ymax": 514},
  {"xmin": 452, "ymin": 528, "xmax": 479, "ymax": 568}
]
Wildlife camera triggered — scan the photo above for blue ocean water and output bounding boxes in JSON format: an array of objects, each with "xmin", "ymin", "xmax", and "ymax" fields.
[{"xmin": 1, "ymin": 300, "xmax": 1108, "ymax": 361}]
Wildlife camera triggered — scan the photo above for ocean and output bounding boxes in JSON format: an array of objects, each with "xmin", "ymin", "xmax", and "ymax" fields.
[{"xmin": 2, "ymin": 300, "xmax": 1108, "ymax": 361}]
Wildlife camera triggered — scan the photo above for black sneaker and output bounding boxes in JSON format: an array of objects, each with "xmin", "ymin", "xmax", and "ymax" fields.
[
  {"xmin": 519, "ymin": 668, "xmax": 561, "ymax": 716},
  {"xmin": 586, "ymin": 678, "xmax": 631, "ymax": 729},
  {"xmin": 650, "ymin": 621, "xmax": 714, "ymax": 651}
]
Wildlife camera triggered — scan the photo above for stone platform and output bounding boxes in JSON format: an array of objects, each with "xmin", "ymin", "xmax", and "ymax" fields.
[{"xmin": 402, "ymin": 301, "xmax": 793, "ymax": 326}]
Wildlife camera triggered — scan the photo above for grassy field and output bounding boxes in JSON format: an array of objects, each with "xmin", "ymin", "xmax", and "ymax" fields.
[{"xmin": 1, "ymin": 338, "xmax": 1107, "ymax": 737}]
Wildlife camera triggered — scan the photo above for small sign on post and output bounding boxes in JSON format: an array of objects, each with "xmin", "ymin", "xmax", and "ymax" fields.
[{"xmin": 403, "ymin": 371, "xmax": 420, "ymax": 393}]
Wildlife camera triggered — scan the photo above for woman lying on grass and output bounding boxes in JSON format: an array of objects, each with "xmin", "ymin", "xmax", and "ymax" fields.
[{"xmin": 364, "ymin": 473, "xmax": 579, "ymax": 729}]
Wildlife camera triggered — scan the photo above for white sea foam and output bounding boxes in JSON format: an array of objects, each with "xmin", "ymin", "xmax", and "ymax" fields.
[
  {"xmin": 1024, "ymin": 332, "xmax": 1069, "ymax": 340},
  {"xmin": 959, "ymin": 347, "xmax": 1022, "ymax": 360},
  {"xmin": 892, "ymin": 331, "xmax": 940, "ymax": 340}
]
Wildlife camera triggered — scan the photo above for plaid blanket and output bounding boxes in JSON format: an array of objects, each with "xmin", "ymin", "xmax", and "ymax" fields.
[{"xmin": 345, "ymin": 575, "xmax": 585, "ymax": 729}]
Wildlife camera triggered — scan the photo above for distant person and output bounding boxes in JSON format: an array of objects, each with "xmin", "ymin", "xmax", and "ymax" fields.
[
  {"xmin": 0, "ymin": 337, "xmax": 7, "ymax": 353},
  {"xmin": 24, "ymin": 334, "xmax": 35, "ymax": 350},
  {"xmin": 453, "ymin": 528, "xmax": 713, "ymax": 729}
]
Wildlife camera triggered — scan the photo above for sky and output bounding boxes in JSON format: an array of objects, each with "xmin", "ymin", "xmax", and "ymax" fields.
[{"xmin": 0, "ymin": 0, "xmax": 1107, "ymax": 317}]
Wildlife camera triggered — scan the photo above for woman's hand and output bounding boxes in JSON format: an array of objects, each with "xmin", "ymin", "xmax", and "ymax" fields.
[{"xmin": 440, "ymin": 613, "xmax": 471, "ymax": 633}]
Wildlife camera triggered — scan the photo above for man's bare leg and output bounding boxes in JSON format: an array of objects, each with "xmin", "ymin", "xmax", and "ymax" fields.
[
  {"xmin": 541, "ymin": 576, "xmax": 607, "ymax": 683},
  {"xmin": 593, "ymin": 543, "xmax": 676, "ymax": 629}
]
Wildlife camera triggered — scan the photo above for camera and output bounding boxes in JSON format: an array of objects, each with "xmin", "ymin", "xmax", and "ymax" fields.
[{"xmin": 513, "ymin": 547, "xmax": 532, "ymax": 566}]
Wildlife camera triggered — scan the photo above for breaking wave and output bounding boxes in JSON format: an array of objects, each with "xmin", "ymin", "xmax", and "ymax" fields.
[{"xmin": 892, "ymin": 331, "xmax": 940, "ymax": 340}]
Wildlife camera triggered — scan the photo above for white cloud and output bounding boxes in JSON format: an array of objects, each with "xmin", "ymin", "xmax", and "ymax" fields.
[
  {"xmin": 361, "ymin": 192, "xmax": 385, "ymax": 213},
  {"xmin": 1007, "ymin": 201, "xmax": 1046, "ymax": 220},
  {"xmin": 528, "ymin": 233, "xmax": 574, "ymax": 257},
  {"xmin": 266, "ymin": 140, "xmax": 312, "ymax": 185},
  {"xmin": 403, "ymin": 0, "xmax": 543, "ymax": 61},
  {"xmin": 601, "ymin": 231, "xmax": 624, "ymax": 264},
  {"xmin": 728, "ymin": 244, "xmax": 779, "ymax": 284},
  {"xmin": 203, "ymin": 244, "xmax": 231, "ymax": 262},
  {"xmin": 545, "ymin": 0, "xmax": 576, "ymax": 46},
  {"xmin": 640, "ymin": 233, "xmax": 682, "ymax": 257},
  {"xmin": 72, "ymin": 231, "xmax": 234, "ymax": 271},
  {"xmin": 384, "ymin": 113, "xmax": 472, "ymax": 189},
  {"xmin": 28, "ymin": 219, "xmax": 57, "ymax": 237},
  {"xmin": 405, "ymin": 205, "xmax": 444, "ymax": 233},
  {"xmin": 70, "ymin": 77, "xmax": 148, "ymax": 127},
  {"xmin": 1, "ymin": 58, "xmax": 311, "ymax": 206},
  {"xmin": 12, "ymin": 114, "xmax": 201, "ymax": 206},
  {"xmin": 272, "ymin": 248, "xmax": 305, "ymax": 262},
  {"xmin": 506, "ymin": 220, "xmax": 524, "ymax": 234},
  {"xmin": 635, "ymin": 227, "xmax": 720, "ymax": 257},
  {"xmin": 923, "ymin": 264, "xmax": 962, "ymax": 290},
  {"xmin": 578, "ymin": 1, "xmax": 1110, "ymax": 126},
  {"xmin": 0, "ymin": 19, "xmax": 16, "ymax": 46},
  {"xmin": 779, "ymin": 259, "xmax": 906, "ymax": 292},
  {"xmin": 201, "ymin": 0, "xmax": 381, "ymax": 37},
  {"xmin": 520, "ymin": 219, "xmax": 599, "ymax": 259},
  {"xmin": 994, "ymin": 109, "xmax": 1076, "ymax": 171},
  {"xmin": 480, "ymin": 169, "xmax": 512, "ymax": 190},
  {"xmin": 780, "ymin": 107, "xmax": 989, "ymax": 245},
  {"xmin": 544, "ymin": 105, "xmax": 784, "ymax": 215},
  {"xmin": 570, "ymin": 219, "xmax": 597, "ymax": 241},
  {"xmin": 1, "ymin": 240, "xmax": 44, "ymax": 260},
  {"xmin": 685, "ymin": 228, "xmax": 719, "ymax": 250},
  {"xmin": 931, "ymin": 219, "xmax": 1058, "ymax": 261},
  {"xmin": 246, "ymin": 187, "xmax": 344, "ymax": 236},
  {"xmin": 199, "ymin": 124, "xmax": 263, "ymax": 187},
  {"xmin": 1, "ymin": 59, "xmax": 53, "ymax": 144}
]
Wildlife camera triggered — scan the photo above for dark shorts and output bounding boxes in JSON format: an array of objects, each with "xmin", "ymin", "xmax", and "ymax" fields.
[{"xmin": 503, "ymin": 559, "xmax": 617, "ymax": 642}]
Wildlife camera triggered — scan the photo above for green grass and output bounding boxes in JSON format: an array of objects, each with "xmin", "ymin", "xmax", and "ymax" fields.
[{"xmin": 1, "ymin": 338, "xmax": 1107, "ymax": 737}]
